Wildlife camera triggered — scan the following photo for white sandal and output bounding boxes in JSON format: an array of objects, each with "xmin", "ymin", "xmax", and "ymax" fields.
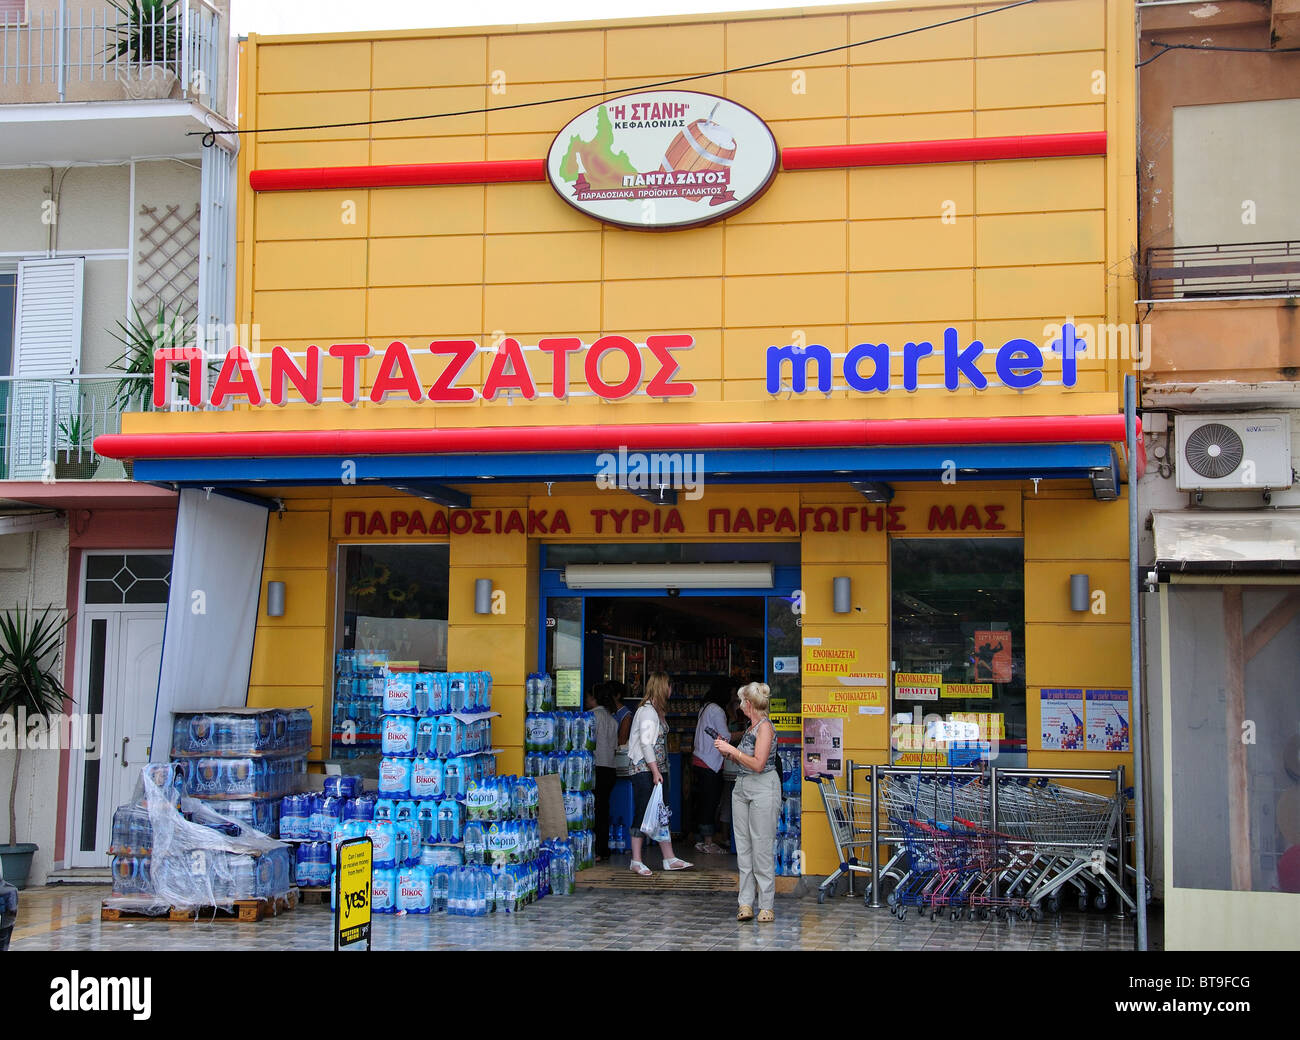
[
  {"xmin": 663, "ymin": 858, "xmax": 693, "ymax": 871},
  {"xmin": 629, "ymin": 860, "xmax": 653, "ymax": 876}
]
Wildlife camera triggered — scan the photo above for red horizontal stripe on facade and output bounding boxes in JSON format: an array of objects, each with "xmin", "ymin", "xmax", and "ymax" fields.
[
  {"xmin": 249, "ymin": 158, "xmax": 547, "ymax": 192},
  {"xmin": 780, "ymin": 132, "xmax": 1108, "ymax": 171},
  {"xmin": 96, "ymin": 415, "xmax": 1136, "ymax": 460},
  {"xmin": 247, "ymin": 132, "xmax": 1108, "ymax": 191}
]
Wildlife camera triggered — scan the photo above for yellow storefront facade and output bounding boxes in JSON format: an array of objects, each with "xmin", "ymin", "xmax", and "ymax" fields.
[{"xmin": 101, "ymin": 0, "xmax": 1140, "ymax": 880}]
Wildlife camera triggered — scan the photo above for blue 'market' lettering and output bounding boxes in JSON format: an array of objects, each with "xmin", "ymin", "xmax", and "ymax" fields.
[{"xmin": 944, "ymin": 327, "xmax": 988, "ymax": 390}]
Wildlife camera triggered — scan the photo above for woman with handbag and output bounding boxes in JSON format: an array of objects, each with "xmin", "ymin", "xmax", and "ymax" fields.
[
  {"xmin": 627, "ymin": 672, "xmax": 692, "ymax": 876},
  {"xmin": 714, "ymin": 681, "xmax": 781, "ymax": 922}
]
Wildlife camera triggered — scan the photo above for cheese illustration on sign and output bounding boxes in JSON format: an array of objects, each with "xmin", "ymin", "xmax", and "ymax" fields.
[{"xmin": 547, "ymin": 91, "xmax": 779, "ymax": 230}]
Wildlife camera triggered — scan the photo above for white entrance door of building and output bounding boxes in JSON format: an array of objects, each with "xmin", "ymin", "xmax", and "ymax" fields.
[{"xmin": 66, "ymin": 552, "xmax": 170, "ymax": 869}]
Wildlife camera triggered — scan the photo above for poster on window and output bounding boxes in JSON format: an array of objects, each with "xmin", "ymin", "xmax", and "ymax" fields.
[
  {"xmin": 803, "ymin": 717, "xmax": 843, "ymax": 777},
  {"xmin": 1040, "ymin": 688, "xmax": 1085, "ymax": 750},
  {"xmin": 971, "ymin": 630, "xmax": 1012, "ymax": 683},
  {"xmin": 1086, "ymin": 689, "xmax": 1130, "ymax": 752}
]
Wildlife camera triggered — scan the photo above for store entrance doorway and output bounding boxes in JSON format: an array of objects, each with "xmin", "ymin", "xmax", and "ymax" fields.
[
  {"xmin": 540, "ymin": 544, "xmax": 802, "ymax": 882},
  {"xmin": 585, "ymin": 595, "xmax": 765, "ymax": 857}
]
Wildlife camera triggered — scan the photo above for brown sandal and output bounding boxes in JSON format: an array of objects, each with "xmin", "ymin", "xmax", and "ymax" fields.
[
  {"xmin": 757, "ymin": 909, "xmax": 775, "ymax": 923},
  {"xmin": 737, "ymin": 904, "xmax": 754, "ymax": 921}
]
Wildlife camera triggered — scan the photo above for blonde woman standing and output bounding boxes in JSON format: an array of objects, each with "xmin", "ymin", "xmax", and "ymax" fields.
[
  {"xmin": 627, "ymin": 672, "xmax": 693, "ymax": 875},
  {"xmin": 714, "ymin": 681, "xmax": 781, "ymax": 922}
]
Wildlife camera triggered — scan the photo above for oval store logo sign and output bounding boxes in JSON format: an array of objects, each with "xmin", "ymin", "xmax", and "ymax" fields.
[{"xmin": 547, "ymin": 90, "xmax": 778, "ymax": 231}]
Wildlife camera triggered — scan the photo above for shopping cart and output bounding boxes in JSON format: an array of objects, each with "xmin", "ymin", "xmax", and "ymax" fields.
[
  {"xmin": 878, "ymin": 768, "xmax": 1139, "ymax": 918},
  {"xmin": 991, "ymin": 776, "xmax": 1136, "ymax": 914},
  {"xmin": 808, "ymin": 774, "xmax": 877, "ymax": 903}
]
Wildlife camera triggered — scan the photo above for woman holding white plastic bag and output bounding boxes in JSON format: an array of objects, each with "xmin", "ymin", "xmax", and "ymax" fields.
[
  {"xmin": 627, "ymin": 672, "xmax": 692, "ymax": 876},
  {"xmin": 714, "ymin": 681, "xmax": 781, "ymax": 922}
]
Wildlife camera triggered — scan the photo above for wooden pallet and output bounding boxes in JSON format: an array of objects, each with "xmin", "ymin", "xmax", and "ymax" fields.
[
  {"xmin": 296, "ymin": 886, "xmax": 331, "ymax": 906},
  {"xmin": 101, "ymin": 889, "xmax": 297, "ymax": 923}
]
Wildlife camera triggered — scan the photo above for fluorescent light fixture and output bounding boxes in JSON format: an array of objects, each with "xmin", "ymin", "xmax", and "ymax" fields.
[{"xmin": 562, "ymin": 563, "xmax": 774, "ymax": 590}]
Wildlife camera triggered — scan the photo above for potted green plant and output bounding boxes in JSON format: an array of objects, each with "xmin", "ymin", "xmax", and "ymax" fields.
[
  {"xmin": 55, "ymin": 414, "xmax": 90, "ymax": 480},
  {"xmin": 109, "ymin": 300, "xmax": 193, "ymax": 415},
  {"xmin": 107, "ymin": 0, "xmax": 184, "ymax": 100},
  {"xmin": 0, "ymin": 608, "xmax": 70, "ymax": 890}
]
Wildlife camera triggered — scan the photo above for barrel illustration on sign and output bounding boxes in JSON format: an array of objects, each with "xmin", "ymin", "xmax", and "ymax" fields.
[{"xmin": 548, "ymin": 90, "xmax": 779, "ymax": 230}]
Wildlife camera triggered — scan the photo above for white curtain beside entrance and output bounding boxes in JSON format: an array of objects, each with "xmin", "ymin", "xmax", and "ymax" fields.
[{"xmin": 148, "ymin": 489, "xmax": 270, "ymax": 761}]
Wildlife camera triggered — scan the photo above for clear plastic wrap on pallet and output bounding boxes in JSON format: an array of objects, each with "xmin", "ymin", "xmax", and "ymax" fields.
[{"xmin": 104, "ymin": 762, "xmax": 293, "ymax": 915}]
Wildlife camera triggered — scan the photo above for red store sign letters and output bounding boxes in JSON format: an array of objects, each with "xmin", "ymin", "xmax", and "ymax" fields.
[{"xmin": 341, "ymin": 503, "xmax": 1008, "ymax": 538}]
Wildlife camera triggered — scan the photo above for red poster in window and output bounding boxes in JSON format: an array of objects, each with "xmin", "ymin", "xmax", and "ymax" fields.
[{"xmin": 972, "ymin": 631, "xmax": 1012, "ymax": 683}]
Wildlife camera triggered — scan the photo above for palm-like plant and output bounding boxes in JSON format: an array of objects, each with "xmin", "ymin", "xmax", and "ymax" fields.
[
  {"xmin": 0, "ymin": 608, "xmax": 70, "ymax": 848},
  {"xmin": 109, "ymin": 300, "xmax": 193, "ymax": 412},
  {"xmin": 57, "ymin": 414, "xmax": 90, "ymax": 452},
  {"xmin": 107, "ymin": 1, "xmax": 184, "ymax": 68}
]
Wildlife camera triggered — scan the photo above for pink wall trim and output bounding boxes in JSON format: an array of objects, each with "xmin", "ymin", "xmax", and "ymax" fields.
[{"xmin": 53, "ymin": 507, "xmax": 177, "ymax": 866}]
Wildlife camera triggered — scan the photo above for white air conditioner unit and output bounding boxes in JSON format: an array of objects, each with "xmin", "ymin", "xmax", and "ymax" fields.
[
  {"xmin": 562, "ymin": 563, "xmax": 774, "ymax": 590},
  {"xmin": 1175, "ymin": 413, "xmax": 1293, "ymax": 491}
]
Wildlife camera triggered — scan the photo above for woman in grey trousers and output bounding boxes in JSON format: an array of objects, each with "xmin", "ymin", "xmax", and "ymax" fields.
[{"xmin": 714, "ymin": 681, "xmax": 782, "ymax": 922}]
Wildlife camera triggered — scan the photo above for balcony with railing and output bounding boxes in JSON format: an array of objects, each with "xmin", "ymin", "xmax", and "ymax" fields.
[
  {"xmin": 1140, "ymin": 240, "xmax": 1300, "ymax": 390},
  {"xmin": 0, "ymin": 373, "xmax": 211, "ymax": 481},
  {"xmin": 1143, "ymin": 241, "xmax": 1300, "ymax": 301},
  {"xmin": 1, "ymin": 1, "xmax": 233, "ymax": 162}
]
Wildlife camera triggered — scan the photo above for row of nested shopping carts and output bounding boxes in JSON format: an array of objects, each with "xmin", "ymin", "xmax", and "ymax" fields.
[{"xmin": 811, "ymin": 765, "xmax": 1149, "ymax": 922}]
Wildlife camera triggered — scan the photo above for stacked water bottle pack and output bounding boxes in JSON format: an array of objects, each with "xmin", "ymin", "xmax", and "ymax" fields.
[
  {"xmin": 283, "ymin": 669, "xmax": 588, "ymax": 916},
  {"xmin": 291, "ymin": 780, "xmax": 580, "ymax": 915},
  {"xmin": 170, "ymin": 707, "xmax": 312, "ymax": 839},
  {"xmin": 774, "ymin": 747, "xmax": 802, "ymax": 877},
  {"xmin": 332, "ymin": 650, "xmax": 389, "ymax": 758},
  {"xmin": 376, "ymin": 669, "xmax": 498, "ymax": 801},
  {"xmin": 523, "ymin": 676, "xmax": 599, "ymax": 836}
]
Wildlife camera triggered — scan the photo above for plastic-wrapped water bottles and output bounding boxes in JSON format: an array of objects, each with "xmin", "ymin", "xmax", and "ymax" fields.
[
  {"xmin": 443, "ymin": 758, "xmax": 464, "ymax": 801},
  {"xmin": 396, "ymin": 866, "xmax": 431, "ymax": 914},
  {"xmin": 431, "ymin": 865, "xmax": 449, "ymax": 911},
  {"xmin": 372, "ymin": 867, "xmax": 396, "ymax": 914},
  {"xmin": 464, "ymin": 820, "xmax": 485, "ymax": 864},
  {"xmin": 436, "ymin": 799, "xmax": 463, "ymax": 843}
]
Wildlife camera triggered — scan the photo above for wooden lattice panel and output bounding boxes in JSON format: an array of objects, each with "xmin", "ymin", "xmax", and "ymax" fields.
[{"xmin": 136, "ymin": 203, "xmax": 200, "ymax": 323}]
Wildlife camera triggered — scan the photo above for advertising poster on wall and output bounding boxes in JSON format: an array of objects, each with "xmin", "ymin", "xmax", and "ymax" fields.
[
  {"xmin": 803, "ymin": 717, "xmax": 843, "ymax": 777},
  {"xmin": 972, "ymin": 630, "xmax": 1012, "ymax": 683},
  {"xmin": 1040, "ymin": 688, "xmax": 1085, "ymax": 750},
  {"xmin": 1086, "ymin": 689, "xmax": 1130, "ymax": 752}
]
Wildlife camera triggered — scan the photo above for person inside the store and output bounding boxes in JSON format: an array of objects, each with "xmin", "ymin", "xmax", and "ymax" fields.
[
  {"xmin": 612, "ymin": 680, "xmax": 633, "ymax": 748},
  {"xmin": 589, "ymin": 682, "xmax": 620, "ymax": 863},
  {"xmin": 690, "ymin": 679, "xmax": 733, "ymax": 856},
  {"xmin": 627, "ymin": 672, "xmax": 693, "ymax": 875},
  {"xmin": 714, "ymin": 682, "xmax": 781, "ymax": 922}
]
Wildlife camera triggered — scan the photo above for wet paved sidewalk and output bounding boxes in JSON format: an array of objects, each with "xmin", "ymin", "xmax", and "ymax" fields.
[{"xmin": 11, "ymin": 884, "xmax": 1147, "ymax": 951}]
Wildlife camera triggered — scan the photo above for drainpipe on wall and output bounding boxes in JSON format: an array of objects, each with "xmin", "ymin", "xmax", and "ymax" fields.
[{"xmin": 1127, "ymin": 374, "xmax": 1150, "ymax": 951}]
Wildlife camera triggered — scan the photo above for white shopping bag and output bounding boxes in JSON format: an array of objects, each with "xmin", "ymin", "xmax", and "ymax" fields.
[{"xmin": 640, "ymin": 782, "xmax": 667, "ymax": 837}]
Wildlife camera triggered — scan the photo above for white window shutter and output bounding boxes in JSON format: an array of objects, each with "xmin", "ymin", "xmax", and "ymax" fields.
[
  {"xmin": 14, "ymin": 257, "xmax": 84, "ymax": 378},
  {"xmin": 7, "ymin": 258, "xmax": 84, "ymax": 479}
]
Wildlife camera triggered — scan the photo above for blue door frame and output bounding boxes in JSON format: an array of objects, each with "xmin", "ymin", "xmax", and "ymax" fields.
[{"xmin": 537, "ymin": 547, "xmax": 802, "ymax": 700}]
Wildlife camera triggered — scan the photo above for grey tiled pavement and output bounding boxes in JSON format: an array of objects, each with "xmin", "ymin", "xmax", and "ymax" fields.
[{"xmin": 12, "ymin": 884, "xmax": 1147, "ymax": 951}]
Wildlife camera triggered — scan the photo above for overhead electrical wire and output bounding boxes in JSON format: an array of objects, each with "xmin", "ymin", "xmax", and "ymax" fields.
[
  {"xmin": 194, "ymin": 0, "xmax": 1038, "ymax": 144},
  {"xmin": 1137, "ymin": 39, "xmax": 1300, "ymax": 67}
]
